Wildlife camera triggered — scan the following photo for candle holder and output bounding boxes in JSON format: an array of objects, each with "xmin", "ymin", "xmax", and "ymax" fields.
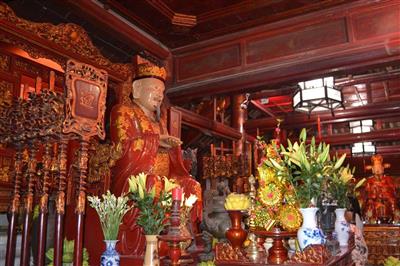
[
  {"xmin": 158, "ymin": 198, "xmax": 192, "ymax": 266},
  {"xmin": 252, "ymin": 227, "xmax": 297, "ymax": 265}
]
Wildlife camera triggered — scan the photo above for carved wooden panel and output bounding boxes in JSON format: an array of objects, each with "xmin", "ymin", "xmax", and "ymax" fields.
[
  {"xmin": 0, "ymin": 146, "xmax": 13, "ymax": 183},
  {"xmin": 0, "ymin": 53, "xmax": 10, "ymax": 72},
  {"xmin": 246, "ymin": 19, "xmax": 348, "ymax": 64},
  {"xmin": 168, "ymin": 106, "xmax": 182, "ymax": 138},
  {"xmin": 63, "ymin": 60, "xmax": 108, "ymax": 139},
  {"xmin": 352, "ymin": 5, "xmax": 400, "ymax": 41},
  {"xmin": 14, "ymin": 58, "xmax": 41, "ymax": 76},
  {"xmin": 0, "ymin": 3, "xmax": 131, "ymax": 80},
  {"xmin": 0, "ymin": 80, "xmax": 13, "ymax": 106},
  {"xmin": 364, "ymin": 225, "xmax": 400, "ymax": 265},
  {"xmin": 176, "ymin": 44, "xmax": 241, "ymax": 81}
]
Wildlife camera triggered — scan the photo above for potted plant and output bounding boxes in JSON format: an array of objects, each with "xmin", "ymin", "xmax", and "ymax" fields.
[
  {"xmin": 87, "ymin": 191, "xmax": 131, "ymax": 266},
  {"xmin": 328, "ymin": 165, "xmax": 365, "ymax": 246},
  {"xmin": 128, "ymin": 173, "xmax": 178, "ymax": 266},
  {"xmin": 265, "ymin": 128, "xmax": 347, "ymax": 249}
]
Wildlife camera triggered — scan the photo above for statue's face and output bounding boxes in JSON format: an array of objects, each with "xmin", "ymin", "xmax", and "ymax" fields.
[
  {"xmin": 372, "ymin": 163, "xmax": 384, "ymax": 176},
  {"xmin": 132, "ymin": 78, "xmax": 165, "ymax": 112}
]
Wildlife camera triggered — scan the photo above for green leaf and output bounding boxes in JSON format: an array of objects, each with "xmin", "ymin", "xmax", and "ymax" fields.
[
  {"xmin": 287, "ymin": 139, "xmax": 293, "ymax": 151},
  {"xmin": 334, "ymin": 153, "xmax": 346, "ymax": 169},
  {"xmin": 299, "ymin": 128, "xmax": 307, "ymax": 142},
  {"xmin": 269, "ymin": 158, "xmax": 284, "ymax": 171}
]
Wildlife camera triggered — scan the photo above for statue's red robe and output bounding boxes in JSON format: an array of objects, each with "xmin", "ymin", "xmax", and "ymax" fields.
[{"xmin": 109, "ymin": 101, "xmax": 202, "ymax": 256}]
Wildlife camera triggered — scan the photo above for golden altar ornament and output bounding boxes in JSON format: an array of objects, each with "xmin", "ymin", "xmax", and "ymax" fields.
[
  {"xmin": 258, "ymin": 182, "xmax": 283, "ymax": 207},
  {"xmin": 278, "ymin": 205, "xmax": 302, "ymax": 232}
]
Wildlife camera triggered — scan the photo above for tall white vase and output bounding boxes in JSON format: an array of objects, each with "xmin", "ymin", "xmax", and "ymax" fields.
[
  {"xmin": 297, "ymin": 207, "xmax": 325, "ymax": 250},
  {"xmin": 334, "ymin": 208, "xmax": 350, "ymax": 246},
  {"xmin": 143, "ymin": 235, "xmax": 159, "ymax": 266}
]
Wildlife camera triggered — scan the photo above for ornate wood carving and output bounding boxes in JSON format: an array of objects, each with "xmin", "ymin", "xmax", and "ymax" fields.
[
  {"xmin": 14, "ymin": 58, "xmax": 42, "ymax": 76},
  {"xmin": 0, "ymin": 80, "xmax": 13, "ymax": 106},
  {"xmin": 364, "ymin": 225, "xmax": 400, "ymax": 265},
  {"xmin": 0, "ymin": 53, "xmax": 10, "ymax": 72},
  {"xmin": 63, "ymin": 60, "xmax": 108, "ymax": 140},
  {"xmin": 0, "ymin": 3, "xmax": 131, "ymax": 79},
  {"xmin": 0, "ymin": 31, "xmax": 67, "ymax": 70}
]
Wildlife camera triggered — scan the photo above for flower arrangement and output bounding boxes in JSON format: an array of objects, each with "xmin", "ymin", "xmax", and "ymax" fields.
[
  {"xmin": 180, "ymin": 193, "xmax": 198, "ymax": 223},
  {"xmin": 327, "ymin": 164, "xmax": 366, "ymax": 208},
  {"xmin": 128, "ymin": 173, "xmax": 177, "ymax": 235},
  {"xmin": 87, "ymin": 190, "xmax": 131, "ymax": 240},
  {"xmin": 264, "ymin": 128, "xmax": 347, "ymax": 208}
]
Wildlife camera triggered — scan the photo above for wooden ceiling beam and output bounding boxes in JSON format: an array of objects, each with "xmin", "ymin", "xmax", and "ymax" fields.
[
  {"xmin": 314, "ymin": 128, "xmax": 400, "ymax": 146},
  {"xmin": 63, "ymin": 0, "xmax": 170, "ymax": 60},
  {"xmin": 335, "ymin": 70, "xmax": 400, "ymax": 87},
  {"xmin": 177, "ymin": 107, "xmax": 242, "ymax": 140},
  {"xmin": 250, "ymin": 100, "xmax": 277, "ymax": 118},
  {"xmin": 245, "ymin": 101, "xmax": 400, "ymax": 132}
]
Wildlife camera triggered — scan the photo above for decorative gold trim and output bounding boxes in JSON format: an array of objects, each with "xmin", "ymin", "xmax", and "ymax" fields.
[{"xmin": 55, "ymin": 192, "xmax": 65, "ymax": 214}]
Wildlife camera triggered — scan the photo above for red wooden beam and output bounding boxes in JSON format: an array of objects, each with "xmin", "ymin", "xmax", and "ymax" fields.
[
  {"xmin": 250, "ymin": 100, "xmax": 276, "ymax": 118},
  {"xmin": 319, "ymin": 128, "xmax": 400, "ymax": 146},
  {"xmin": 245, "ymin": 101, "xmax": 400, "ymax": 132},
  {"xmin": 63, "ymin": 0, "xmax": 170, "ymax": 60},
  {"xmin": 177, "ymin": 107, "xmax": 242, "ymax": 140},
  {"xmin": 335, "ymin": 70, "xmax": 400, "ymax": 87},
  {"xmin": 332, "ymin": 145, "xmax": 400, "ymax": 156}
]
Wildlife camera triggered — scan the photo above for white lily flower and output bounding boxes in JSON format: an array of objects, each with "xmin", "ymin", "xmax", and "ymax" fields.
[{"xmin": 185, "ymin": 194, "xmax": 198, "ymax": 207}]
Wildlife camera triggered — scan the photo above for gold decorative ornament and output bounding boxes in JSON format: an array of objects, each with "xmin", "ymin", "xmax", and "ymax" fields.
[
  {"xmin": 278, "ymin": 205, "xmax": 302, "ymax": 232},
  {"xmin": 258, "ymin": 182, "xmax": 283, "ymax": 207}
]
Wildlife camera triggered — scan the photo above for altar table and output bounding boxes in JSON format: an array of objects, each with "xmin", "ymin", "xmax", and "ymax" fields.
[
  {"xmin": 215, "ymin": 245, "xmax": 354, "ymax": 266},
  {"xmin": 364, "ymin": 224, "xmax": 400, "ymax": 265}
]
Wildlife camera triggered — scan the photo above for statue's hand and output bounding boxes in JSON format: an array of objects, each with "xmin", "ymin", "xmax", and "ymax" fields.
[{"xmin": 159, "ymin": 134, "xmax": 182, "ymax": 149}]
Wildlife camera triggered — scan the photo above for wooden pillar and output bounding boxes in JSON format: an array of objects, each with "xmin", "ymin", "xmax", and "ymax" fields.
[
  {"xmin": 232, "ymin": 94, "xmax": 246, "ymax": 156},
  {"xmin": 73, "ymin": 139, "xmax": 90, "ymax": 266},
  {"xmin": 36, "ymin": 140, "xmax": 52, "ymax": 266},
  {"xmin": 53, "ymin": 138, "xmax": 68, "ymax": 266},
  {"xmin": 21, "ymin": 143, "xmax": 38, "ymax": 266},
  {"xmin": 5, "ymin": 146, "xmax": 23, "ymax": 266}
]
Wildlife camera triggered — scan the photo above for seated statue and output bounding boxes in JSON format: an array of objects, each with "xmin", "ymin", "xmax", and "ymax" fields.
[
  {"xmin": 362, "ymin": 154, "xmax": 399, "ymax": 223},
  {"xmin": 109, "ymin": 63, "xmax": 202, "ymax": 256}
]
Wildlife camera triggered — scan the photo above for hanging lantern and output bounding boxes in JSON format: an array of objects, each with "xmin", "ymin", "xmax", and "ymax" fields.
[{"xmin": 293, "ymin": 76, "xmax": 343, "ymax": 115}]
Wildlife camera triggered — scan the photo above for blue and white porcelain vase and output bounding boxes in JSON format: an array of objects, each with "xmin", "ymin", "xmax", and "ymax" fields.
[
  {"xmin": 334, "ymin": 208, "xmax": 350, "ymax": 246},
  {"xmin": 297, "ymin": 207, "xmax": 325, "ymax": 250},
  {"xmin": 101, "ymin": 240, "xmax": 120, "ymax": 266}
]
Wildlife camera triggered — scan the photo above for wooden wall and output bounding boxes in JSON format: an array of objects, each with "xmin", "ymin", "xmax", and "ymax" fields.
[{"xmin": 168, "ymin": 0, "xmax": 400, "ymax": 102}]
